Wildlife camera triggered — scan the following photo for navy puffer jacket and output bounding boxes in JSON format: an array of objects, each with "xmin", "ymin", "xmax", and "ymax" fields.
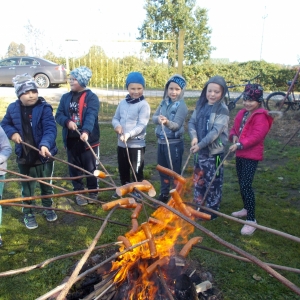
[{"xmin": 1, "ymin": 97, "xmax": 58, "ymax": 159}]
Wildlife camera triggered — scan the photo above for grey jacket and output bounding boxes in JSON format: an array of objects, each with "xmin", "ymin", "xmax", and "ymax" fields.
[
  {"xmin": 188, "ymin": 75, "xmax": 229, "ymax": 156},
  {"xmin": 112, "ymin": 98, "xmax": 150, "ymax": 148},
  {"xmin": 0, "ymin": 126, "xmax": 12, "ymax": 176}
]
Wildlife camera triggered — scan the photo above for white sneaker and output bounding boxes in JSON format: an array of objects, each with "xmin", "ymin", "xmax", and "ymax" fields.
[
  {"xmin": 231, "ymin": 208, "xmax": 247, "ymax": 218},
  {"xmin": 241, "ymin": 220, "xmax": 257, "ymax": 235}
]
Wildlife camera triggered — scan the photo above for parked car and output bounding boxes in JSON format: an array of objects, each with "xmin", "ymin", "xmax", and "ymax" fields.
[{"xmin": 0, "ymin": 56, "xmax": 67, "ymax": 88}]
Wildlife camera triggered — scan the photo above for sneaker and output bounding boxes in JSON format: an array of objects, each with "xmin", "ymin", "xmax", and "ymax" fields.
[
  {"xmin": 43, "ymin": 210, "xmax": 58, "ymax": 222},
  {"xmin": 75, "ymin": 195, "xmax": 88, "ymax": 206},
  {"xmin": 24, "ymin": 214, "xmax": 38, "ymax": 229},
  {"xmin": 88, "ymin": 193, "xmax": 98, "ymax": 203},
  {"xmin": 241, "ymin": 220, "xmax": 257, "ymax": 235},
  {"xmin": 231, "ymin": 208, "xmax": 247, "ymax": 218},
  {"xmin": 158, "ymin": 194, "xmax": 169, "ymax": 203}
]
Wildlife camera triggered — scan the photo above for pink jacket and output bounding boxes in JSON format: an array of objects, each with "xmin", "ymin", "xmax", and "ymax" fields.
[{"xmin": 229, "ymin": 108, "xmax": 273, "ymax": 161}]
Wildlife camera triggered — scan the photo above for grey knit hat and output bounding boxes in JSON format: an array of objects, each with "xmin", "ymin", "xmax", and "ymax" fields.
[{"xmin": 12, "ymin": 73, "xmax": 38, "ymax": 98}]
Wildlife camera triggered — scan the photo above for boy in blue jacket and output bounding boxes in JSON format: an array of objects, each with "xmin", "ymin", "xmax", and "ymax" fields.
[
  {"xmin": 55, "ymin": 66, "xmax": 100, "ymax": 206},
  {"xmin": 1, "ymin": 74, "xmax": 58, "ymax": 229}
]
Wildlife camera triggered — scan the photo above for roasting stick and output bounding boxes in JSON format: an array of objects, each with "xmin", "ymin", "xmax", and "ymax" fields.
[
  {"xmin": 157, "ymin": 265, "xmax": 175, "ymax": 300},
  {"xmin": 0, "ymin": 167, "xmax": 104, "ymax": 204},
  {"xmin": 137, "ymin": 190, "xmax": 300, "ymax": 296},
  {"xmin": 0, "ymin": 174, "xmax": 93, "ymax": 182},
  {"xmin": 161, "ymin": 122, "xmax": 173, "ymax": 170},
  {"xmin": 75, "ymin": 129, "xmax": 116, "ymax": 186},
  {"xmin": 123, "ymin": 138, "xmax": 149, "ymax": 220},
  {"xmin": 56, "ymin": 205, "xmax": 120, "ymax": 300},
  {"xmin": 200, "ymin": 150, "xmax": 231, "ymax": 207},
  {"xmin": 181, "ymin": 152, "xmax": 192, "ymax": 176},
  {"xmin": 0, "ymin": 242, "xmax": 123, "ymax": 277},
  {"xmin": 20, "ymin": 141, "xmax": 115, "ymax": 188},
  {"xmin": 36, "ymin": 239, "xmax": 150, "ymax": 300}
]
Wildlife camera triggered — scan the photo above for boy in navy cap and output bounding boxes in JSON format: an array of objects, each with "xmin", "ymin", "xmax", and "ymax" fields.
[
  {"xmin": 112, "ymin": 72, "xmax": 150, "ymax": 197},
  {"xmin": 55, "ymin": 66, "xmax": 100, "ymax": 206}
]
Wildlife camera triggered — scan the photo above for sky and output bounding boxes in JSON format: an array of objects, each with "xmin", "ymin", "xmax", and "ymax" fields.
[{"xmin": 0, "ymin": 0, "xmax": 299, "ymax": 66}]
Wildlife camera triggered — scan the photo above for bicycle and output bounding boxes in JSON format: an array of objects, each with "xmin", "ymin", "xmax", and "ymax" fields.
[
  {"xmin": 265, "ymin": 67, "xmax": 300, "ymax": 112},
  {"xmin": 225, "ymin": 75, "xmax": 261, "ymax": 111}
]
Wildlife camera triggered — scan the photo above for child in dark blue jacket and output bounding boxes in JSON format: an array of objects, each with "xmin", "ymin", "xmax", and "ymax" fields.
[
  {"xmin": 1, "ymin": 73, "xmax": 58, "ymax": 229},
  {"xmin": 55, "ymin": 66, "xmax": 100, "ymax": 206}
]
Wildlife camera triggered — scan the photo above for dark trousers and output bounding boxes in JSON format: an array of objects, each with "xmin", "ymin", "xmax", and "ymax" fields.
[
  {"xmin": 236, "ymin": 157, "xmax": 258, "ymax": 221},
  {"xmin": 18, "ymin": 162, "xmax": 54, "ymax": 214},
  {"xmin": 157, "ymin": 141, "xmax": 184, "ymax": 195},
  {"xmin": 67, "ymin": 141, "xmax": 98, "ymax": 192},
  {"xmin": 117, "ymin": 146, "xmax": 145, "ymax": 185},
  {"xmin": 193, "ymin": 153, "xmax": 224, "ymax": 212}
]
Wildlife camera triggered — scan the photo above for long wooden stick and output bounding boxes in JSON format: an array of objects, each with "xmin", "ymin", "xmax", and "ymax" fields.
[
  {"xmin": 1, "ymin": 203, "xmax": 128, "ymax": 227},
  {"xmin": 20, "ymin": 141, "xmax": 115, "ymax": 188},
  {"xmin": 0, "ymin": 168, "xmax": 104, "ymax": 202},
  {"xmin": 57, "ymin": 205, "xmax": 119, "ymax": 300},
  {"xmin": 36, "ymin": 239, "xmax": 150, "ymax": 300},
  {"xmin": 161, "ymin": 123, "xmax": 173, "ymax": 170},
  {"xmin": 185, "ymin": 202, "xmax": 300, "ymax": 244},
  {"xmin": 181, "ymin": 152, "xmax": 192, "ymax": 176},
  {"xmin": 0, "ymin": 175, "xmax": 93, "ymax": 182},
  {"xmin": 194, "ymin": 245, "xmax": 300, "ymax": 274},
  {"xmin": 0, "ymin": 187, "xmax": 116, "ymax": 204},
  {"xmin": 138, "ymin": 190, "xmax": 300, "ymax": 295},
  {"xmin": 75, "ymin": 129, "xmax": 116, "ymax": 186},
  {"xmin": 0, "ymin": 242, "xmax": 122, "ymax": 277}
]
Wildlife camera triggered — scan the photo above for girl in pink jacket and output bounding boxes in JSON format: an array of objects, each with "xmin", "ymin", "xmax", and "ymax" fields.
[{"xmin": 229, "ymin": 84, "xmax": 273, "ymax": 235}]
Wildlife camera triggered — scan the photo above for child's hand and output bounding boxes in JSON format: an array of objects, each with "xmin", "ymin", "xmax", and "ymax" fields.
[
  {"xmin": 190, "ymin": 144, "xmax": 200, "ymax": 153},
  {"xmin": 232, "ymin": 135, "xmax": 238, "ymax": 143},
  {"xmin": 11, "ymin": 133, "xmax": 22, "ymax": 144},
  {"xmin": 114, "ymin": 125, "xmax": 123, "ymax": 134},
  {"xmin": 191, "ymin": 138, "xmax": 198, "ymax": 146},
  {"xmin": 67, "ymin": 121, "xmax": 77, "ymax": 130},
  {"xmin": 40, "ymin": 146, "xmax": 51, "ymax": 157},
  {"xmin": 159, "ymin": 115, "xmax": 168, "ymax": 125},
  {"xmin": 80, "ymin": 132, "xmax": 89, "ymax": 142},
  {"xmin": 229, "ymin": 144, "xmax": 238, "ymax": 152},
  {"xmin": 120, "ymin": 133, "xmax": 130, "ymax": 143}
]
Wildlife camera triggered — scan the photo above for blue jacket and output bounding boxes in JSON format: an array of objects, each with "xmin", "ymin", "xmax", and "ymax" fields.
[
  {"xmin": 1, "ymin": 97, "xmax": 58, "ymax": 160},
  {"xmin": 55, "ymin": 89, "xmax": 100, "ymax": 148}
]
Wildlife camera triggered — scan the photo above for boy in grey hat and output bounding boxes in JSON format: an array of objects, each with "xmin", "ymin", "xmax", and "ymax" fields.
[{"xmin": 1, "ymin": 73, "xmax": 58, "ymax": 229}]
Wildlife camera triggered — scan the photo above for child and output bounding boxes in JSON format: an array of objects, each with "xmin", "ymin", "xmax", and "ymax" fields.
[
  {"xmin": 55, "ymin": 66, "xmax": 100, "ymax": 206},
  {"xmin": 112, "ymin": 72, "xmax": 150, "ymax": 195},
  {"xmin": 0, "ymin": 126, "xmax": 12, "ymax": 246},
  {"xmin": 152, "ymin": 74, "xmax": 188, "ymax": 202},
  {"xmin": 189, "ymin": 75, "xmax": 229, "ymax": 219},
  {"xmin": 1, "ymin": 73, "xmax": 58, "ymax": 230},
  {"xmin": 229, "ymin": 84, "xmax": 273, "ymax": 235}
]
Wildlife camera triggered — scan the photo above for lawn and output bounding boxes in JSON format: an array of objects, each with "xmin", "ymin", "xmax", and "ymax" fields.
[{"xmin": 0, "ymin": 96, "xmax": 299, "ymax": 300}]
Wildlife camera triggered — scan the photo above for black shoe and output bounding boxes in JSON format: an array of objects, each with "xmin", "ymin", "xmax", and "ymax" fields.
[{"xmin": 158, "ymin": 194, "xmax": 169, "ymax": 203}]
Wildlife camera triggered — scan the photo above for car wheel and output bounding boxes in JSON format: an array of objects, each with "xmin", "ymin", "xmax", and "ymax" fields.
[{"xmin": 35, "ymin": 74, "xmax": 50, "ymax": 88}]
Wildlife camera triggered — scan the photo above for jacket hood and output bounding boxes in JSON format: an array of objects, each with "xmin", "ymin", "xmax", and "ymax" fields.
[
  {"xmin": 197, "ymin": 75, "xmax": 228, "ymax": 108},
  {"xmin": 163, "ymin": 74, "xmax": 187, "ymax": 101}
]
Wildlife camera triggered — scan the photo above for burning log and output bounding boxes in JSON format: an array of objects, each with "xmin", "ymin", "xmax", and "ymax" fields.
[
  {"xmin": 175, "ymin": 274, "xmax": 198, "ymax": 300},
  {"xmin": 116, "ymin": 180, "xmax": 156, "ymax": 197},
  {"xmin": 141, "ymin": 222, "xmax": 157, "ymax": 258}
]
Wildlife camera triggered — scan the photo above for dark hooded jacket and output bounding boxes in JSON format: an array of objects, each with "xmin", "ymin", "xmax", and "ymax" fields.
[{"xmin": 188, "ymin": 75, "xmax": 229, "ymax": 156}]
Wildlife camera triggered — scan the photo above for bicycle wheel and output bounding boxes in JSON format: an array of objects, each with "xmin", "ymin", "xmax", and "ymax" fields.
[{"xmin": 266, "ymin": 92, "xmax": 289, "ymax": 112}]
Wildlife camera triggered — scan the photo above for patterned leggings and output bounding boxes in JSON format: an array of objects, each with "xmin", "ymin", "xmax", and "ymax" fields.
[{"xmin": 236, "ymin": 157, "xmax": 258, "ymax": 221}]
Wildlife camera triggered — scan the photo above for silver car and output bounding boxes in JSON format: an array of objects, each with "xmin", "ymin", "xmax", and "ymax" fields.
[{"xmin": 0, "ymin": 56, "xmax": 67, "ymax": 88}]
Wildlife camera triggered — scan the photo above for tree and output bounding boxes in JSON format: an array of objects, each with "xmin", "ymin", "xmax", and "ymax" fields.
[
  {"xmin": 7, "ymin": 42, "xmax": 27, "ymax": 57},
  {"xmin": 138, "ymin": 0, "xmax": 215, "ymax": 65}
]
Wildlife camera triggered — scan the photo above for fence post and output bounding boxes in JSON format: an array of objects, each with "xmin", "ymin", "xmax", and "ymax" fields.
[{"xmin": 177, "ymin": 29, "xmax": 185, "ymax": 75}]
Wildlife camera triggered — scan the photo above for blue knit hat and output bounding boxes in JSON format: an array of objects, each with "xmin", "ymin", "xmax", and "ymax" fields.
[
  {"xmin": 70, "ymin": 66, "xmax": 92, "ymax": 87},
  {"xmin": 125, "ymin": 72, "xmax": 145, "ymax": 89},
  {"xmin": 12, "ymin": 73, "xmax": 38, "ymax": 98}
]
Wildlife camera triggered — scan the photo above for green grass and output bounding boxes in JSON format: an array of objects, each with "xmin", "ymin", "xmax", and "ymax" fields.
[{"xmin": 0, "ymin": 97, "xmax": 300, "ymax": 300}]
